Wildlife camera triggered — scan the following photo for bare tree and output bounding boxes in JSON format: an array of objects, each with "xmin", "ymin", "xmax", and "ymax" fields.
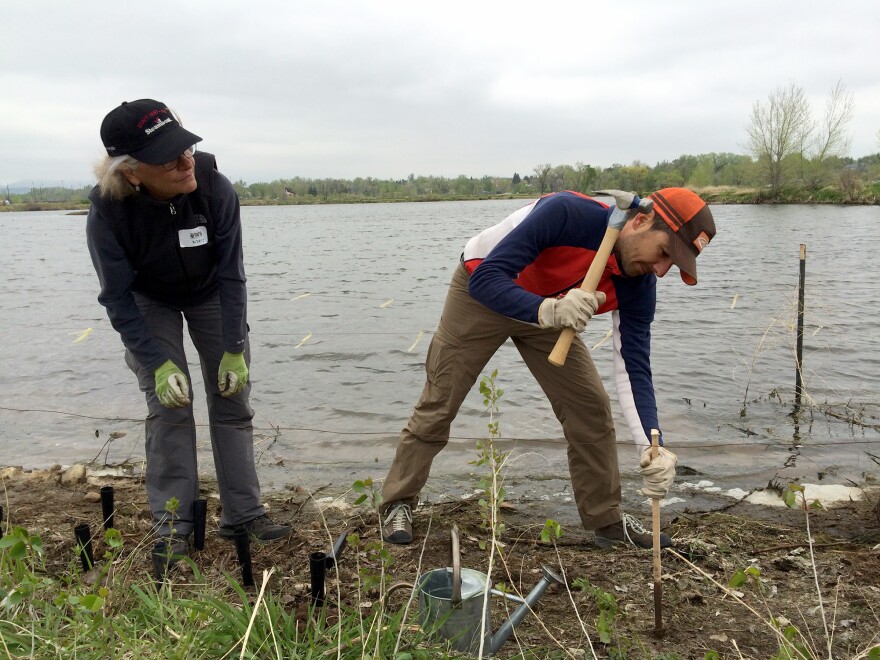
[
  {"xmin": 745, "ymin": 82, "xmax": 813, "ymax": 197},
  {"xmin": 811, "ymin": 80, "xmax": 854, "ymax": 161},
  {"xmin": 798, "ymin": 80, "xmax": 855, "ymax": 190},
  {"xmin": 533, "ymin": 163, "xmax": 553, "ymax": 194}
]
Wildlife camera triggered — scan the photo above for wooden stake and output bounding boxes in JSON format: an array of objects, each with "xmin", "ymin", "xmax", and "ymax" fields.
[{"xmin": 650, "ymin": 428, "xmax": 664, "ymax": 635}]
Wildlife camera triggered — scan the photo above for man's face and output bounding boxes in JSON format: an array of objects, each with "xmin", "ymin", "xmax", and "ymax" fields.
[{"xmin": 615, "ymin": 213, "xmax": 675, "ymax": 278}]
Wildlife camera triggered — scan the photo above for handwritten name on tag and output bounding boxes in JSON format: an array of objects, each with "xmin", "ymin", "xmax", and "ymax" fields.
[{"xmin": 178, "ymin": 227, "xmax": 208, "ymax": 248}]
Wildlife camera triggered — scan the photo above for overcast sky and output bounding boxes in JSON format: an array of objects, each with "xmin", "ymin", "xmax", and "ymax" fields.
[{"xmin": 2, "ymin": 0, "xmax": 878, "ymax": 187}]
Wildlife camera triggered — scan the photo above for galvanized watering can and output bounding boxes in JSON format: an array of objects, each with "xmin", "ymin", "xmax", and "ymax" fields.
[{"xmin": 417, "ymin": 526, "xmax": 564, "ymax": 656}]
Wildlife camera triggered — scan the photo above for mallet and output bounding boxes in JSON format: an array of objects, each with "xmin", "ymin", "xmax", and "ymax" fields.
[
  {"xmin": 548, "ymin": 190, "xmax": 653, "ymax": 367},
  {"xmin": 650, "ymin": 428, "xmax": 664, "ymax": 636}
]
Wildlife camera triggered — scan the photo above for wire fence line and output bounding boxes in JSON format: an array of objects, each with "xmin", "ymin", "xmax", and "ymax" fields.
[{"xmin": 1, "ymin": 404, "xmax": 877, "ymax": 453}]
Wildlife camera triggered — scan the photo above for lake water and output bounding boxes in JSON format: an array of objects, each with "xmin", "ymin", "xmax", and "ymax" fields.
[{"xmin": 1, "ymin": 200, "xmax": 878, "ymax": 504}]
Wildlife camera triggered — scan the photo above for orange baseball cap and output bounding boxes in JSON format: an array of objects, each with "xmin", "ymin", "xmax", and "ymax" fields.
[{"xmin": 649, "ymin": 188, "xmax": 716, "ymax": 285}]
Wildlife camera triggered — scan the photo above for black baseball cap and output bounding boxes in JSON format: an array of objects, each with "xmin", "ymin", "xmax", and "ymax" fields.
[{"xmin": 100, "ymin": 99, "xmax": 202, "ymax": 165}]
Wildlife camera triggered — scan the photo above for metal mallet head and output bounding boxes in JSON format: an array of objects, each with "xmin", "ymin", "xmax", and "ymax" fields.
[{"xmin": 591, "ymin": 189, "xmax": 654, "ymax": 215}]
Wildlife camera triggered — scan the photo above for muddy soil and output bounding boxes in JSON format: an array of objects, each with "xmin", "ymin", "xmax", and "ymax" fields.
[{"xmin": 2, "ymin": 466, "xmax": 879, "ymax": 659}]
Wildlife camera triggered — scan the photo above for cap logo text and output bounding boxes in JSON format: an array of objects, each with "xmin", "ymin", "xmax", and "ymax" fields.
[
  {"xmin": 144, "ymin": 117, "xmax": 172, "ymax": 135},
  {"xmin": 136, "ymin": 107, "xmax": 170, "ymax": 129}
]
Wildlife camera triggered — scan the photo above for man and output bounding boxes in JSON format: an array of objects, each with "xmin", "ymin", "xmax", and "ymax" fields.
[
  {"xmin": 379, "ymin": 188, "xmax": 716, "ymax": 548},
  {"xmin": 86, "ymin": 99, "xmax": 291, "ymax": 569}
]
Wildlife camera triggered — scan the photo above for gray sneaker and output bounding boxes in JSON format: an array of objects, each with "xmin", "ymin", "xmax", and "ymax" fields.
[
  {"xmin": 595, "ymin": 513, "xmax": 672, "ymax": 549},
  {"xmin": 151, "ymin": 536, "xmax": 190, "ymax": 579},
  {"xmin": 219, "ymin": 514, "xmax": 292, "ymax": 542},
  {"xmin": 381, "ymin": 502, "xmax": 413, "ymax": 544}
]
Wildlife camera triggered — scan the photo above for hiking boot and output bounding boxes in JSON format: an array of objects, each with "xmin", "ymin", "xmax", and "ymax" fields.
[
  {"xmin": 380, "ymin": 502, "xmax": 413, "ymax": 545},
  {"xmin": 219, "ymin": 514, "xmax": 292, "ymax": 542},
  {"xmin": 151, "ymin": 536, "xmax": 190, "ymax": 579},
  {"xmin": 594, "ymin": 513, "xmax": 672, "ymax": 549}
]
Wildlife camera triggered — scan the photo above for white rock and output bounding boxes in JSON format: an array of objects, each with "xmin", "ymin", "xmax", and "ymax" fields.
[
  {"xmin": 745, "ymin": 484, "xmax": 864, "ymax": 507},
  {"xmin": 61, "ymin": 464, "xmax": 87, "ymax": 485}
]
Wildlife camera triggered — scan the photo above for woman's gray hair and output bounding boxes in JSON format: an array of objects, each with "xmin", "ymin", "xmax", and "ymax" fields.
[{"xmin": 93, "ymin": 154, "xmax": 140, "ymax": 200}]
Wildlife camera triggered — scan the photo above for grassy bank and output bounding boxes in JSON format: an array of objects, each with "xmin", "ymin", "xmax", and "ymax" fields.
[
  {"xmin": 2, "ymin": 184, "xmax": 878, "ymax": 214},
  {"xmin": 2, "ymin": 464, "xmax": 879, "ymax": 659}
]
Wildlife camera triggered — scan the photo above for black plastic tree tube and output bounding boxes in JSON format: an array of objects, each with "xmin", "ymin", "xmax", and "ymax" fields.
[
  {"xmin": 327, "ymin": 531, "xmax": 348, "ymax": 567},
  {"xmin": 311, "ymin": 531, "xmax": 350, "ymax": 607},
  {"xmin": 74, "ymin": 523, "xmax": 94, "ymax": 571},
  {"xmin": 100, "ymin": 486, "xmax": 115, "ymax": 530},
  {"xmin": 310, "ymin": 551, "xmax": 328, "ymax": 606},
  {"xmin": 234, "ymin": 528, "xmax": 255, "ymax": 587},
  {"xmin": 193, "ymin": 499, "xmax": 207, "ymax": 550}
]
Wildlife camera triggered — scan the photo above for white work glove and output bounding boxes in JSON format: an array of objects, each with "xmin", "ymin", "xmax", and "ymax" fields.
[
  {"xmin": 639, "ymin": 445, "xmax": 677, "ymax": 498},
  {"xmin": 153, "ymin": 359, "xmax": 191, "ymax": 408},
  {"xmin": 538, "ymin": 289, "xmax": 606, "ymax": 332}
]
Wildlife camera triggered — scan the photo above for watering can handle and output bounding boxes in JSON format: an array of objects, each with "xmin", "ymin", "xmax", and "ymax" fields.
[{"xmin": 451, "ymin": 525, "xmax": 462, "ymax": 604}]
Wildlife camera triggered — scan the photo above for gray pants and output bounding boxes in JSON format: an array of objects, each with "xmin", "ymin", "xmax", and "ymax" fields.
[
  {"xmin": 381, "ymin": 263, "xmax": 621, "ymax": 531},
  {"xmin": 126, "ymin": 292, "xmax": 264, "ymax": 537}
]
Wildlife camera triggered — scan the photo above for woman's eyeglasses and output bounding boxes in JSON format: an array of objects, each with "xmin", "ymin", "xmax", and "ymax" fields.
[{"xmin": 161, "ymin": 145, "xmax": 197, "ymax": 171}]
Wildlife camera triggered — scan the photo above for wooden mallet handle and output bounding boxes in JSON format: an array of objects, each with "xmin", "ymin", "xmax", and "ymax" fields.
[
  {"xmin": 547, "ymin": 226, "xmax": 620, "ymax": 366},
  {"xmin": 547, "ymin": 191, "xmax": 652, "ymax": 367}
]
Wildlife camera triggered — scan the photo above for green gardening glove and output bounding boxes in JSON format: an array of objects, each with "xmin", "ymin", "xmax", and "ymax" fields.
[
  {"xmin": 218, "ymin": 351, "xmax": 248, "ymax": 397},
  {"xmin": 154, "ymin": 360, "xmax": 191, "ymax": 408}
]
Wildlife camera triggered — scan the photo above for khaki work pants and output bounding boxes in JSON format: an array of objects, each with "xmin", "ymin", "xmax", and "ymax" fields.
[{"xmin": 381, "ymin": 263, "xmax": 621, "ymax": 531}]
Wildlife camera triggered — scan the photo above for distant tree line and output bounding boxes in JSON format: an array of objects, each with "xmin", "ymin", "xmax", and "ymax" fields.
[
  {"xmin": 2, "ymin": 184, "xmax": 92, "ymax": 206},
  {"xmin": 229, "ymin": 148, "xmax": 879, "ymax": 205}
]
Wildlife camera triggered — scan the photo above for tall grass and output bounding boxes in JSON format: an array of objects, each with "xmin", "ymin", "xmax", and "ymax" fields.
[{"xmin": 0, "ymin": 524, "xmax": 437, "ymax": 659}]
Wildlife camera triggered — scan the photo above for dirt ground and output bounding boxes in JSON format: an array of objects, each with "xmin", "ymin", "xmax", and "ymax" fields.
[{"xmin": 2, "ymin": 465, "xmax": 879, "ymax": 659}]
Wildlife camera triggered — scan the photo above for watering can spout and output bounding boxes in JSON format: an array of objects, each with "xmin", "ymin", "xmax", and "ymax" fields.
[{"xmin": 486, "ymin": 564, "xmax": 564, "ymax": 655}]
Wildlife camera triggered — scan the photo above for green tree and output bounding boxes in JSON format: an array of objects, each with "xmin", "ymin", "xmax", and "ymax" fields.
[
  {"xmin": 551, "ymin": 164, "xmax": 573, "ymax": 192},
  {"xmin": 573, "ymin": 161, "xmax": 598, "ymax": 193},
  {"xmin": 686, "ymin": 155, "xmax": 714, "ymax": 187}
]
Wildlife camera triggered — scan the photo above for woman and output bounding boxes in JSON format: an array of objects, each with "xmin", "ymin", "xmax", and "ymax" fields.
[{"xmin": 86, "ymin": 99, "xmax": 290, "ymax": 563}]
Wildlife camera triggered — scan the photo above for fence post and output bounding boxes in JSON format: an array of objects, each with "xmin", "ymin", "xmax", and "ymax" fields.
[{"xmin": 794, "ymin": 244, "xmax": 806, "ymax": 409}]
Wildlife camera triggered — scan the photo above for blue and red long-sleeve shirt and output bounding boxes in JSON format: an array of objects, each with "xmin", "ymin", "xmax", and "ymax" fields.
[{"xmin": 463, "ymin": 191, "xmax": 659, "ymax": 453}]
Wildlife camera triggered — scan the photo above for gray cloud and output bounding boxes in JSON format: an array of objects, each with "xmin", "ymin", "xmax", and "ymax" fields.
[{"xmin": 2, "ymin": 0, "xmax": 878, "ymax": 187}]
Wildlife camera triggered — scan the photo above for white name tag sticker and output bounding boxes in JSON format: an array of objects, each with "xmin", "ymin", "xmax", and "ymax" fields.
[{"xmin": 178, "ymin": 227, "xmax": 208, "ymax": 248}]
